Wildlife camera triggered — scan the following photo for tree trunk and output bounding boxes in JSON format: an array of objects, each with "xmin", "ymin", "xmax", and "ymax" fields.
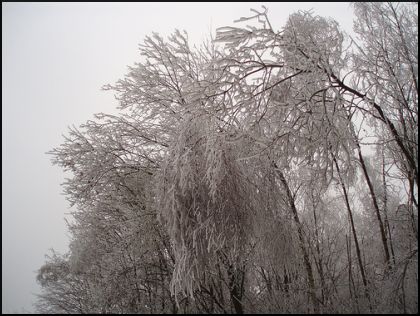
[
  {"xmin": 312, "ymin": 198, "xmax": 326, "ymax": 305},
  {"xmin": 227, "ymin": 265, "xmax": 244, "ymax": 314},
  {"xmin": 356, "ymin": 142, "xmax": 391, "ymax": 268},
  {"xmin": 381, "ymin": 147, "xmax": 396, "ymax": 265},
  {"xmin": 332, "ymin": 155, "xmax": 371, "ymax": 307},
  {"xmin": 274, "ymin": 164, "xmax": 320, "ymax": 314}
]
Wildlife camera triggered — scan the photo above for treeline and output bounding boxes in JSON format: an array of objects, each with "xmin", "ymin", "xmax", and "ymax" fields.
[{"xmin": 36, "ymin": 3, "xmax": 417, "ymax": 313}]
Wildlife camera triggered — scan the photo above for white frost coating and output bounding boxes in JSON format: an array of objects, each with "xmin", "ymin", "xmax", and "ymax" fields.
[{"xmin": 37, "ymin": 4, "xmax": 418, "ymax": 314}]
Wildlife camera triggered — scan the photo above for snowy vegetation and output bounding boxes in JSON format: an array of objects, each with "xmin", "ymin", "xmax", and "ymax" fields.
[{"xmin": 36, "ymin": 3, "xmax": 417, "ymax": 313}]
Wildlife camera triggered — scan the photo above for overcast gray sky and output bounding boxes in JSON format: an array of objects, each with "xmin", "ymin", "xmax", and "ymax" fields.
[{"xmin": 2, "ymin": 2, "xmax": 354, "ymax": 313}]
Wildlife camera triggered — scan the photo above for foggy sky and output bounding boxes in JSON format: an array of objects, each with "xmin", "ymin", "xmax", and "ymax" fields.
[{"xmin": 2, "ymin": 2, "xmax": 354, "ymax": 313}]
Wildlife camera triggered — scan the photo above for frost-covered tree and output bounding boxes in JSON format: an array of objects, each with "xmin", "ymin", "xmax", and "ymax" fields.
[{"xmin": 37, "ymin": 3, "xmax": 417, "ymax": 314}]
